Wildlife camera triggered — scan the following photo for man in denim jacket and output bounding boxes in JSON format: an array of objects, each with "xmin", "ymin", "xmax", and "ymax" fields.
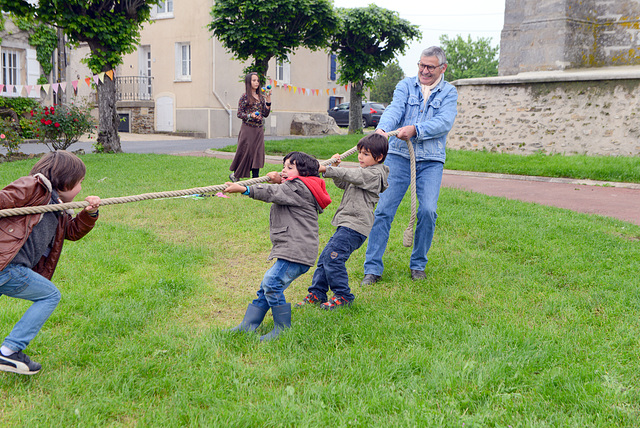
[{"xmin": 361, "ymin": 46, "xmax": 458, "ymax": 285}]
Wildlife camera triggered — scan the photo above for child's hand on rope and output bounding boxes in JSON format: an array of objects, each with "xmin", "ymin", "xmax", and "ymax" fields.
[
  {"xmin": 267, "ymin": 171, "xmax": 282, "ymax": 184},
  {"xmin": 224, "ymin": 183, "xmax": 248, "ymax": 194},
  {"xmin": 84, "ymin": 196, "xmax": 100, "ymax": 214},
  {"xmin": 330, "ymin": 153, "xmax": 341, "ymax": 165}
]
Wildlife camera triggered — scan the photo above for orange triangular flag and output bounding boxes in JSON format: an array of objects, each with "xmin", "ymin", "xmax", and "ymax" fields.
[
  {"xmin": 106, "ymin": 70, "xmax": 114, "ymax": 80},
  {"xmin": 85, "ymin": 77, "xmax": 91, "ymax": 87}
]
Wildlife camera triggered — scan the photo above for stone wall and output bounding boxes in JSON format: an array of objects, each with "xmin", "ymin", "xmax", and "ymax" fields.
[
  {"xmin": 448, "ymin": 67, "xmax": 640, "ymax": 156},
  {"xmin": 500, "ymin": 0, "xmax": 640, "ymax": 75},
  {"xmin": 117, "ymin": 101, "xmax": 155, "ymax": 134}
]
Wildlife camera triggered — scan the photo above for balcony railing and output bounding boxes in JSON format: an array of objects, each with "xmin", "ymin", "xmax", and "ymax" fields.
[{"xmin": 116, "ymin": 76, "xmax": 154, "ymax": 101}]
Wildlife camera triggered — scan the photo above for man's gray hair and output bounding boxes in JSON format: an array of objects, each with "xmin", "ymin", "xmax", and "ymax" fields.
[{"xmin": 421, "ymin": 46, "xmax": 447, "ymax": 65}]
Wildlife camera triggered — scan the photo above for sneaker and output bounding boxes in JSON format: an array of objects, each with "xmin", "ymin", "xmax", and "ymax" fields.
[
  {"xmin": 229, "ymin": 173, "xmax": 238, "ymax": 183},
  {"xmin": 321, "ymin": 295, "xmax": 352, "ymax": 311},
  {"xmin": 0, "ymin": 350, "xmax": 41, "ymax": 375},
  {"xmin": 295, "ymin": 292, "xmax": 327, "ymax": 308}
]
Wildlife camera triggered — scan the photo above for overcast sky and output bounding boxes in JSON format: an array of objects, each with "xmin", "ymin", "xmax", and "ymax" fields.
[{"xmin": 332, "ymin": 0, "xmax": 506, "ymax": 76}]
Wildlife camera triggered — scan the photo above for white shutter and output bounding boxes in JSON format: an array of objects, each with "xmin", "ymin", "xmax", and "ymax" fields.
[
  {"xmin": 283, "ymin": 57, "xmax": 291, "ymax": 84},
  {"xmin": 26, "ymin": 48, "xmax": 40, "ymax": 94}
]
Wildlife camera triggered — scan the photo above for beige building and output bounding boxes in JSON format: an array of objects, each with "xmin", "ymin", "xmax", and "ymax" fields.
[{"xmin": 119, "ymin": 0, "xmax": 348, "ymax": 137}]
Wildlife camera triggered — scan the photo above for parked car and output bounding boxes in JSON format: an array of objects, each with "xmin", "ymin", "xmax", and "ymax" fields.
[{"xmin": 328, "ymin": 102, "xmax": 386, "ymax": 128}]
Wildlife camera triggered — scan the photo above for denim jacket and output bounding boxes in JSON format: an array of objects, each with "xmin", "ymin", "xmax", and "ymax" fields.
[{"xmin": 376, "ymin": 76, "xmax": 458, "ymax": 163}]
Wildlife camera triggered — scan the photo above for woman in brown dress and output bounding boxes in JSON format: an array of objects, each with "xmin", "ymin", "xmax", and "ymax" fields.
[{"xmin": 229, "ymin": 72, "xmax": 272, "ymax": 181}]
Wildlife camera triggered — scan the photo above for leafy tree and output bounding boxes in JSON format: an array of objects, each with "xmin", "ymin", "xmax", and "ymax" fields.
[
  {"xmin": 439, "ymin": 34, "xmax": 499, "ymax": 82},
  {"xmin": 209, "ymin": 0, "xmax": 339, "ymax": 80},
  {"xmin": 0, "ymin": 0, "xmax": 158, "ymax": 153},
  {"xmin": 331, "ymin": 5, "xmax": 420, "ymax": 134},
  {"xmin": 369, "ymin": 61, "xmax": 404, "ymax": 105}
]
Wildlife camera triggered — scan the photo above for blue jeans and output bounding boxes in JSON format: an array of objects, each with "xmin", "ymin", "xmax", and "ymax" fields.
[
  {"xmin": 252, "ymin": 259, "xmax": 310, "ymax": 309},
  {"xmin": 0, "ymin": 264, "xmax": 62, "ymax": 352},
  {"xmin": 364, "ymin": 153, "xmax": 444, "ymax": 276},
  {"xmin": 309, "ymin": 227, "xmax": 367, "ymax": 302}
]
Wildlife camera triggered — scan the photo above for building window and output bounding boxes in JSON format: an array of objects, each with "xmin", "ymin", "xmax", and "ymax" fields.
[
  {"xmin": 155, "ymin": 0, "xmax": 174, "ymax": 18},
  {"xmin": 175, "ymin": 42, "xmax": 191, "ymax": 81},
  {"xmin": 2, "ymin": 49, "xmax": 20, "ymax": 87},
  {"xmin": 275, "ymin": 55, "xmax": 290, "ymax": 85}
]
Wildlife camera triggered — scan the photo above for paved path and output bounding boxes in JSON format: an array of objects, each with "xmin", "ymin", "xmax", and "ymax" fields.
[{"xmin": 4, "ymin": 135, "xmax": 639, "ymax": 226}]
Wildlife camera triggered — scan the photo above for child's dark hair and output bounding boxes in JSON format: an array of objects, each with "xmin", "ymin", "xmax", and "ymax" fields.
[
  {"xmin": 30, "ymin": 150, "xmax": 86, "ymax": 191},
  {"xmin": 357, "ymin": 133, "xmax": 388, "ymax": 163},
  {"xmin": 283, "ymin": 151, "xmax": 319, "ymax": 177}
]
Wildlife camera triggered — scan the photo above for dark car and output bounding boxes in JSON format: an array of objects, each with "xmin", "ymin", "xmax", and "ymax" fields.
[{"xmin": 328, "ymin": 102, "xmax": 386, "ymax": 128}]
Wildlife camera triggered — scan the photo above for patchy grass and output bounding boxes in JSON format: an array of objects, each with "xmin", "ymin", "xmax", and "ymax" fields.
[{"xmin": 1, "ymin": 154, "xmax": 639, "ymax": 426}]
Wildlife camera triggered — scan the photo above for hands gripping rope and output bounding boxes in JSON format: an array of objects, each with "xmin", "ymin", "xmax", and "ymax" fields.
[{"xmin": 0, "ymin": 130, "xmax": 417, "ymax": 247}]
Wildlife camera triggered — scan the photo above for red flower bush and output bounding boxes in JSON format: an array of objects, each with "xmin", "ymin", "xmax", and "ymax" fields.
[{"xmin": 28, "ymin": 103, "xmax": 95, "ymax": 150}]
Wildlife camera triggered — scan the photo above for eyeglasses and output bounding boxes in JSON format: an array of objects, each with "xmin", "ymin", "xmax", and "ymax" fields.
[{"xmin": 417, "ymin": 62, "xmax": 443, "ymax": 72}]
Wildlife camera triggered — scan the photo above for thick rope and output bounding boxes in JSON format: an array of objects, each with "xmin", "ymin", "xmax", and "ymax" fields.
[
  {"xmin": 0, "ymin": 144, "xmax": 360, "ymax": 218},
  {"xmin": 0, "ymin": 130, "xmax": 418, "ymax": 250}
]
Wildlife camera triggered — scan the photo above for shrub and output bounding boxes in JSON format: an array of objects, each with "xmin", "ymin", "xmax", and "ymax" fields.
[
  {"xmin": 0, "ymin": 117, "xmax": 24, "ymax": 155},
  {"xmin": 0, "ymin": 96, "xmax": 40, "ymax": 116},
  {"xmin": 28, "ymin": 102, "xmax": 96, "ymax": 150}
]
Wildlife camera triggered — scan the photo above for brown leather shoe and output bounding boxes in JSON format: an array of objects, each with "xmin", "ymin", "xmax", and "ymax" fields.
[
  {"xmin": 410, "ymin": 270, "xmax": 426, "ymax": 281},
  {"xmin": 361, "ymin": 274, "xmax": 381, "ymax": 285}
]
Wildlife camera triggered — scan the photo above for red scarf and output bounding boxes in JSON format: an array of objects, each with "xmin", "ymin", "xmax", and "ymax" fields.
[{"xmin": 288, "ymin": 176, "xmax": 332, "ymax": 209}]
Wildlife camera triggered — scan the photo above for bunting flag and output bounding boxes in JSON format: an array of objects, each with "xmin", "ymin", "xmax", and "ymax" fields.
[
  {"xmin": 52, "ymin": 83, "xmax": 59, "ymax": 94},
  {"xmin": 106, "ymin": 70, "xmax": 114, "ymax": 80},
  {"xmin": 42, "ymin": 84, "xmax": 50, "ymax": 95},
  {"xmin": 98, "ymin": 72, "xmax": 105, "ymax": 83},
  {"xmin": 0, "ymin": 84, "xmax": 4, "ymax": 93},
  {"xmin": 93, "ymin": 75, "xmax": 99, "ymax": 85},
  {"xmin": 24, "ymin": 85, "xmax": 32, "ymax": 95},
  {"xmin": 60, "ymin": 82, "xmax": 67, "ymax": 93},
  {"xmin": 85, "ymin": 77, "xmax": 91, "ymax": 87},
  {"xmin": 35, "ymin": 85, "xmax": 41, "ymax": 94},
  {"xmin": 72, "ymin": 80, "xmax": 79, "ymax": 91},
  {"xmin": 7, "ymin": 85, "xmax": 14, "ymax": 94},
  {"xmin": 16, "ymin": 85, "xmax": 23, "ymax": 95}
]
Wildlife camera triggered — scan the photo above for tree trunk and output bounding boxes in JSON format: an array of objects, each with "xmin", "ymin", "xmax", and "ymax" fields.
[
  {"xmin": 348, "ymin": 81, "xmax": 364, "ymax": 134},
  {"xmin": 97, "ymin": 74, "xmax": 122, "ymax": 153}
]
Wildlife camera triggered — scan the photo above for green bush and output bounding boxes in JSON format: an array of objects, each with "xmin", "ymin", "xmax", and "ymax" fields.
[
  {"xmin": 0, "ymin": 117, "xmax": 24, "ymax": 155},
  {"xmin": 28, "ymin": 102, "xmax": 96, "ymax": 150},
  {"xmin": 0, "ymin": 96, "xmax": 40, "ymax": 116}
]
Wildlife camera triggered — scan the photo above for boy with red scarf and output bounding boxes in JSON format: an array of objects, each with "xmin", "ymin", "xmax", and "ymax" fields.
[{"xmin": 224, "ymin": 151, "xmax": 331, "ymax": 341}]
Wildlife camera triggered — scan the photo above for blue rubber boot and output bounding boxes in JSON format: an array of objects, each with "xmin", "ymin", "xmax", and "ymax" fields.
[
  {"xmin": 228, "ymin": 303, "xmax": 268, "ymax": 333},
  {"xmin": 260, "ymin": 303, "xmax": 292, "ymax": 342}
]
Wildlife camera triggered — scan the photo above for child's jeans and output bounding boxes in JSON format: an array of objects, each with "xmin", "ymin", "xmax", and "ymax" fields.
[
  {"xmin": 0, "ymin": 264, "xmax": 61, "ymax": 352},
  {"xmin": 252, "ymin": 259, "xmax": 309, "ymax": 309},
  {"xmin": 308, "ymin": 226, "xmax": 367, "ymax": 302}
]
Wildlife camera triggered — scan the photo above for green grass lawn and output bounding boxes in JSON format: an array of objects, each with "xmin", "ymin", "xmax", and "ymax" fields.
[
  {"xmin": 219, "ymin": 134, "xmax": 640, "ymax": 183},
  {"xmin": 1, "ymin": 153, "xmax": 640, "ymax": 426}
]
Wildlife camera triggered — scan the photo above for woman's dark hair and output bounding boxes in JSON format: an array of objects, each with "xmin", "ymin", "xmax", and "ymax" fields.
[
  {"xmin": 30, "ymin": 150, "xmax": 86, "ymax": 191},
  {"xmin": 357, "ymin": 133, "xmax": 389, "ymax": 163},
  {"xmin": 283, "ymin": 151, "xmax": 319, "ymax": 177},
  {"xmin": 244, "ymin": 72, "xmax": 263, "ymax": 100}
]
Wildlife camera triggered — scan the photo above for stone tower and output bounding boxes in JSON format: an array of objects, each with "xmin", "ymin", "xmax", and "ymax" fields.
[{"xmin": 499, "ymin": 0, "xmax": 640, "ymax": 75}]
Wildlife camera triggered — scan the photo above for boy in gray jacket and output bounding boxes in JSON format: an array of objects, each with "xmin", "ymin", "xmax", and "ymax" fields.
[
  {"xmin": 297, "ymin": 133, "xmax": 389, "ymax": 310},
  {"xmin": 224, "ymin": 151, "xmax": 332, "ymax": 341}
]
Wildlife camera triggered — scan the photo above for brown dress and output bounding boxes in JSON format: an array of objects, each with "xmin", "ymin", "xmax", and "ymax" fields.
[{"xmin": 230, "ymin": 93, "xmax": 270, "ymax": 179}]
